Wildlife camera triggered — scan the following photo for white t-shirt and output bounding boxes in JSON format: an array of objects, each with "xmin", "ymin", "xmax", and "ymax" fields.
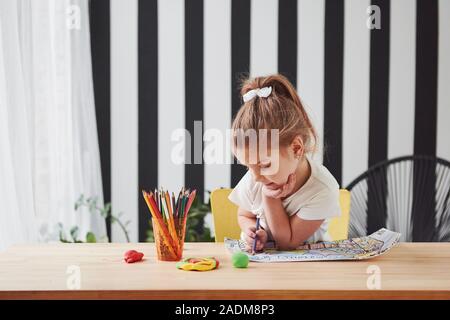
[{"xmin": 228, "ymin": 154, "xmax": 341, "ymax": 244}]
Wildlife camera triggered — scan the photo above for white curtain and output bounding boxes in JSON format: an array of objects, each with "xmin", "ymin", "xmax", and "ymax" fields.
[{"xmin": 0, "ymin": 0, "xmax": 106, "ymax": 251}]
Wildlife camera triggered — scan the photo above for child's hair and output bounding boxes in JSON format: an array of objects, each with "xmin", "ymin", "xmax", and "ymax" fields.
[{"xmin": 231, "ymin": 74, "xmax": 318, "ymax": 153}]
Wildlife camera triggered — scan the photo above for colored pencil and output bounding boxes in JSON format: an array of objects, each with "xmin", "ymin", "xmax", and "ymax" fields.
[
  {"xmin": 175, "ymin": 191, "xmax": 181, "ymax": 217},
  {"xmin": 182, "ymin": 189, "xmax": 196, "ymax": 227},
  {"xmin": 164, "ymin": 191, "xmax": 178, "ymax": 245},
  {"xmin": 252, "ymin": 216, "xmax": 261, "ymax": 255}
]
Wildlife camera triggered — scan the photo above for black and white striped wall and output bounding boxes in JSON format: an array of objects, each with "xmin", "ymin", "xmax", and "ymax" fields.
[{"xmin": 89, "ymin": 0, "xmax": 450, "ymax": 242}]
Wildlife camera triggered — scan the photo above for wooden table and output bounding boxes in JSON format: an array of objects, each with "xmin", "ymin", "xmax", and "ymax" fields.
[{"xmin": 0, "ymin": 242, "xmax": 449, "ymax": 299}]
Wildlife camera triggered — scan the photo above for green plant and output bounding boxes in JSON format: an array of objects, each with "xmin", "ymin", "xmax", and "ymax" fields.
[
  {"xmin": 145, "ymin": 192, "xmax": 215, "ymax": 242},
  {"xmin": 57, "ymin": 195, "xmax": 131, "ymax": 243},
  {"xmin": 57, "ymin": 223, "xmax": 96, "ymax": 243},
  {"xmin": 59, "ymin": 192, "xmax": 214, "ymax": 244}
]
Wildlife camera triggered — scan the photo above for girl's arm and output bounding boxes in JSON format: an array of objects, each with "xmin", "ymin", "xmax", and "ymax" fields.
[
  {"xmin": 237, "ymin": 207, "xmax": 256, "ymax": 231},
  {"xmin": 262, "ymin": 196, "xmax": 324, "ymax": 250}
]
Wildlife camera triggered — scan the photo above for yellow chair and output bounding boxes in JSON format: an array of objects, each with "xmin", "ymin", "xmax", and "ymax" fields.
[{"xmin": 210, "ymin": 188, "xmax": 351, "ymax": 242}]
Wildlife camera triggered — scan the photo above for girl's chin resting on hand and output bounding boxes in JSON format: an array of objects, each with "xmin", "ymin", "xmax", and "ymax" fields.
[{"xmin": 262, "ymin": 173, "xmax": 297, "ymax": 199}]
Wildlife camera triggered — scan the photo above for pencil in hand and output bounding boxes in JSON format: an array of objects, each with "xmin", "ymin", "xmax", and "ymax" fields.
[{"xmin": 252, "ymin": 216, "xmax": 261, "ymax": 255}]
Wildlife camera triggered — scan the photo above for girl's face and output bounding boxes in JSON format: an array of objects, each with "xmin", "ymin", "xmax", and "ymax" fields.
[{"xmin": 235, "ymin": 144, "xmax": 300, "ymax": 188}]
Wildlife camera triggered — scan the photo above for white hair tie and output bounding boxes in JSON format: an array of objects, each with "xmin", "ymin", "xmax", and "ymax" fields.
[{"xmin": 242, "ymin": 86, "xmax": 272, "ymax": 103}]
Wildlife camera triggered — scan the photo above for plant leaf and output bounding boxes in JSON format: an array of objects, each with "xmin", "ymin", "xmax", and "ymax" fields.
[
  {"xmin": 86, "ymin": 232, "xmax": 96, "ymax": 243},
  {"xmin": 70, "ymin": 226, "xmax": 79, "ymax": 241},
  {"xmin": 88, "ymin": 197, "xmax": 98, "ymax": 214},
  {"xmin": 99, "ymin": 208, "xmax": 107, "ymax": 218},
  {"xmin": 59, "ymin": 230, "xmax": 68, "ymax": 243}
]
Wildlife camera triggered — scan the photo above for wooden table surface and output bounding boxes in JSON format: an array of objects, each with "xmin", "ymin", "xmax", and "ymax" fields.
[{"xmin": 0, "ymin": 242, "xmax": 450, "ymax": 299}]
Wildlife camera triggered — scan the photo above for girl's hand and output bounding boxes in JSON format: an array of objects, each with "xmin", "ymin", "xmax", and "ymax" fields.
[
  {"xmin": 243, "ymin": 225, "xmax": 268, "ymax": 252},
  {"xmin": 262, "ymin": 173, "xmax": 297, "ymax": 199}
]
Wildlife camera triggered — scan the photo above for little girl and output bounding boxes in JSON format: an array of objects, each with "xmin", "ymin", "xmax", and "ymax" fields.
[{"xmin": 228, "ymin": 74, "xmax": 341, "ymax": 252}]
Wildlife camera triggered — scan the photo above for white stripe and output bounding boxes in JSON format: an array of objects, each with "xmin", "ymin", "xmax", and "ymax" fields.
[
  {"xmin": 386, "ymin": 2, "xmax": 416, "ymax": 239},
  {"xmin": 297, "ymin": 0, "xmax": 325, "ymax": 163},
  {"xmin": 342, "ymin": 0, "xmax": 371, "ymax": 187},
  {"xmin": 110, "ymin": 0, "xmax": 138, "ymax": 242},
  {"xmin": 437, "ymin": 0, "xmax": 450, "ymax": 161},
  {"xmin": 388, "ymin": 0, "xmax": 416, "ymax": 159},
  {"xmin": 204, "ymin": 0, "xmax": 231, "ymax": 200},
  {"xmin": 250, "ymin": 0, "xmax": 278, "ymax": 76},
  {"xmin": 158, "ymin": 0, "xmax": 185, "ymax": 192}
]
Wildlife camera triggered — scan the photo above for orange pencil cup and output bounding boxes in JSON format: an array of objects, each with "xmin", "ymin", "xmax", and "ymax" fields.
[
  {"xmin": 151, "ymin": 217, "xmax": 186, "ymax": 261},
  {"xmin": 142, "ymin": 188, "xmax": 196, "ymax": 262}
]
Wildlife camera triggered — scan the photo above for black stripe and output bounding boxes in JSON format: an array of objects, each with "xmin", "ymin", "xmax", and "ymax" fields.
[
  {"xmin": 368, "ymin": 0, "xmax": 390, "ymax": 166},
  {"xmin": 89, "ymin": 0, "xmax": 111, "ymax": 240},
  {"xmin": 138, "ymin": 0, "xmax": 158, "ymax": 242},
  {"xmin": 185, "ymin": 0, "xmax": 204, "ymax": 201},
  {"xmin": 412, "ymin": 0, "xmax": 438, "ymax": 241},
  {"xmin": 278, "ymin": 0, "xmax": 297, "ymax": 88},
  {"xmin": 414, "ymin": 0, "xmax": 438, "ymax": 156},
  {"xmin": 367, "ymin": 0, "xmax": 390, "ymax": 234},
  {"xmin": 231, "ymin": 0, "xmax": 251, "ymax": 187},
  {"xmin": 323, "ymin": 0, "xmax": 344, "ymax": 186}
]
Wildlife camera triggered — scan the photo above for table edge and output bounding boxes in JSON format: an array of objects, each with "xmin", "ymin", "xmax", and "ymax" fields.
[{"xmin": 1, "ymin": 289, "xmax": 450, "ymax": 300}]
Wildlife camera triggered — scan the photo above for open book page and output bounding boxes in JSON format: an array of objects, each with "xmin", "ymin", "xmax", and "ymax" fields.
[{"xmin": 224, "ymin": 228, "xmax": 401, "ymax": 262}]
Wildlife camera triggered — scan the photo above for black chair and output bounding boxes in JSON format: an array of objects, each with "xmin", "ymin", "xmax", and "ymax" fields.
[{"xmin": 346, "ymin": 155, "xmax": 450, "ymax": 242}]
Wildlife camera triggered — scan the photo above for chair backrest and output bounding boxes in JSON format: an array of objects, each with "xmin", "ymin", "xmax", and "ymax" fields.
[
  {"xmin": 210, "ymin": 189, "xmax": 241, "ymax": 242},
  {"xmin": 346, "ymin": 155, "xmax": 450, "ymax": 242},
  {"xmin": 210, "ymin": 188, "xmax": 351, "ymax": 243}
]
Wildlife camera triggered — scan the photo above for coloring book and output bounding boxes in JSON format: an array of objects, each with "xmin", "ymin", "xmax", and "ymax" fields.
[{"xmin": 225, "ymin": 228, "xmax": 401, "ymax": 262}]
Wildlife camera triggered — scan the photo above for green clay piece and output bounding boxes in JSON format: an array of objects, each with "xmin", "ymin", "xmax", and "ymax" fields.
[{"xmin": 232, "ymin": 252, "xmax": 249, "ymax": 268}]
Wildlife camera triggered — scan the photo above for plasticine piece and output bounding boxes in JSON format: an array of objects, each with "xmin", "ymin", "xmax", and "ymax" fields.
[
  {"xmin": 124, "ymin": 250, "xmax": 144, "ymax": 263},
  {"xmin": 176, "ymin": 257, "xmax": 220, "ymax": 271},
  {"xmin": 232, "ymin": 252, "xmax": 249, "ymax": 268}
]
